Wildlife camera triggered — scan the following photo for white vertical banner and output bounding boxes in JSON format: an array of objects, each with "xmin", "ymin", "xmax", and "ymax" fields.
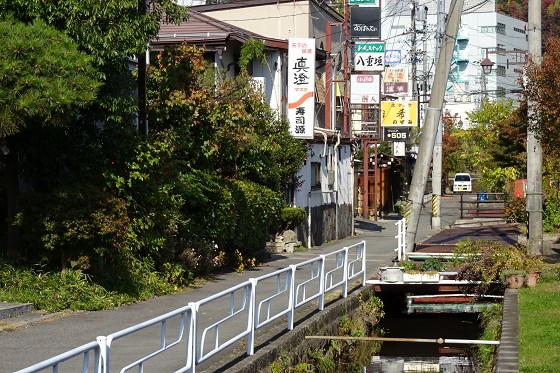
[{"xmin": 288, "ymin": 38, "xmax": 315, "ymax": 139}]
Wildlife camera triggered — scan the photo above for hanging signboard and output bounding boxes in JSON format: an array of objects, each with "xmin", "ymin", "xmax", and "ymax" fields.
[
  {"xmin": 350, "ymin": 74, "xmax": 380, "ymax": 104},
  {"xmin": 385, "ymin": 50, "xmax": 402, "ymax": 66},
  {"xmin": 381, "ymin": 101, "xmax": 418, "ymax": 126},
  {"xmin": 384, "ymin": 127, "xmax": 410, "ymax": 141},
  {"xmin": 383, "ymin": 66, "xmax": 409, "ymax": 96},
  {"xmin": 348, "ymin": 0, "xmax": 380, "ymax": 6},
  {"xmin": 354, "ymin": 42, "xmax": 385, "ymax": 72},
  {"xmin": 350, "ymin": 7, "xmax": 381, "ymax": 39},
  {"xmin": 393, "ymin": 141, "xmax": 406, "ymax": 157},
  {"xmin": 287, "ymin": 38, "xmax": 315, "ymax": 139}
]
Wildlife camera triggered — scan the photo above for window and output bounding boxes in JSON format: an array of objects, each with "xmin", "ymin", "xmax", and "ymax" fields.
[
  {"xmin": 481, "ymin": 23, "xmax": 506, "ymax": 34},
  {"xmin": 497, "ymin": 22, "xmax": 506, "ymax": 34},
  {"xmin": 513, "ymin": 26, "xmax": 526, "ymax": 34},
  {"xmin": 311, "ymin": 162, "xmax": 321, "ymax": 190},
  {"xmin": 496, "ymin": 65, "xmax": 506, "ymax": 76}
]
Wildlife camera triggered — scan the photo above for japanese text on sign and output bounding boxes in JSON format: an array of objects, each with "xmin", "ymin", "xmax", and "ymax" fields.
[
  {"xmin": 381, "ymin": 101, "xmax": 418, "ymax": 127},
  {"xmin": 287, "ymin": 38, "xmax": 315, "ymax": 139}
]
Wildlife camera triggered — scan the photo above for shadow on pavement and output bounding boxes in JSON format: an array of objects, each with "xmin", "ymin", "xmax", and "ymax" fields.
[{"xmin": 355, "ymin": 218, "xmax": 384, "ymax": 232}]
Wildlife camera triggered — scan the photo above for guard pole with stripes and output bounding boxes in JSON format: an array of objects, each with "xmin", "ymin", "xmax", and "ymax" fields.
[
  {"xmin": 403, "ymin": 199, "xmax": 412, "ymax": 224},
  {"xmin": 432, "ymin": 194, "xmax": 439, "ymax": 216}
]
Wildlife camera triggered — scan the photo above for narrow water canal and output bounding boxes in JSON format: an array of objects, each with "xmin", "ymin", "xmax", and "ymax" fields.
[{"xmin": 367, "ymin": 296, "xmax": 483, "ymax": 372}]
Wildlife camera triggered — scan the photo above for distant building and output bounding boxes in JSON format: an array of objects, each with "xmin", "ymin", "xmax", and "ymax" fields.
[{"xmin": 381, "ymin": 0, "xmax": 527, "ymax": 127}]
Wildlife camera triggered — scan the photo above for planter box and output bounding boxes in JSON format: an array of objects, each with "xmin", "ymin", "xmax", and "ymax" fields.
[
  {"xmin": 403, "ymin": 272, "xmax": 422, "ymax": 282},
  {"xmin": 422, "ymin": 273, "xmax": 440, "ymax": 282},
  {"xmin": 379, "ymin": 267, "xmax": 404, "ymax": 282}
]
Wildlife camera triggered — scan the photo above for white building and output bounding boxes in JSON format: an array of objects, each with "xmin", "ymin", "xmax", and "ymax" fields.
[{"xmin": 381, "ymin": 0, "xmax": 527, "ymax": 127}]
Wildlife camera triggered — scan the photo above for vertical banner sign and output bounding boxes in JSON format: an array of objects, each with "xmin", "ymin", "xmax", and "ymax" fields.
[
  {"xmin": 381, "ymin": 101, "xmax": 418, "ymax": 126},
  {"xmin": 350, "ymin": 74, "xmax": 380, "ymax": 104},
  {"xmin": 354, "ymin": 42, "xmax": 385, "ymax": 72},
  {"xmin": 350, "ymin": 7, "xmax": 381, "ymax": 39},
  {"xmin": 288, "ymin": 38, "xmax": 315, "ymax": 139}
]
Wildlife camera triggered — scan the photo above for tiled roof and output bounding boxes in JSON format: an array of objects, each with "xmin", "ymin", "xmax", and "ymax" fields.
[{"xmin": 153, "ymin": 9, "xmax": 288, "ymax": 50}]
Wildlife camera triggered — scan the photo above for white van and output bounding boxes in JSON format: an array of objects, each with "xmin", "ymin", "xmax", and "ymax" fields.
[{"xmin": 453, "ymin": 173, "xmax": 472, "ymax": 193}]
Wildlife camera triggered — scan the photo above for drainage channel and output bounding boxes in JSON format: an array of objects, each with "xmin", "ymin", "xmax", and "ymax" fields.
[{"xmin": 365, "ymin": 293, "xmax": 499, "ymax": 373}]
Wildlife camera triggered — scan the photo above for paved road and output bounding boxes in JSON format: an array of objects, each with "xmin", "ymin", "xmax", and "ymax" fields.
[{"xmin": 0, "ymin": 194, "xmax": 463, "ymax": 372}]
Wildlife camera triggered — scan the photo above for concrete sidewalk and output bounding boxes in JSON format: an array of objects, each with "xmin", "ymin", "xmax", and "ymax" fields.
[{"xmin": 0, "ymin": 195, "xmax": 464, "ymax": 372}]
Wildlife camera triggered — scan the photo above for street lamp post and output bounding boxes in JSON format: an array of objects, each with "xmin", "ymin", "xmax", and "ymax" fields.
[{"xmin": 480, "ymin": 57, "xmax": 494, "ymax": 102}]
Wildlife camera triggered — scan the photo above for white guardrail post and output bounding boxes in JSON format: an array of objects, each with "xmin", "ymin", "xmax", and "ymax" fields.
[
  {"xmin": 319, "ymin": 254, "xmax": 327, "ymax": 311},
  {"xmin": 97, "ymin": 336, "xmax": 108, "ymax": 373},
  {"xmin": 342, "ymin": 247, "xmax": 349, "ymax": 297},
  {"xmin": 395, "ymin": 218, "xmax": 406, "ymax": 261}
]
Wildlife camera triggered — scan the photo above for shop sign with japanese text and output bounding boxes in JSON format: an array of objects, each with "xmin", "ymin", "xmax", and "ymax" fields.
[
  {"xmin": 354, "ymin": 42, "xmax": 384, "ymax": 72},
  {"xmin": 385, "ymin": 50, "xmax": 402, "ymax": 65},
  {"xmin": 350, "ymin": 7, "xmax": 381, "ymax": 39},
  {"xmin": 381, "ymin": 101, "xmax": 418, "ymax": 126},
  {"xmin": 383, "ymin": 66, "xmax": 409, "ymax": 95},
  {"xmin": 287, "ymin": 38, "xmax": 315, "ymax": 139},
  {"xmin": 350, "ymin": 74, "xmax": 380, "ymax": 104}
]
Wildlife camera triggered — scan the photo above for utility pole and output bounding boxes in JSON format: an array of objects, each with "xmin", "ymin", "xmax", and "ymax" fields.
[
  {"xmin": 405, "ymin": 0, "xmax": 464, "ymax": 254},
  {"xmin": 527, "ymin": 0, "xmax": 543, "ymax": 254},
  {"xmin": 410, "ymin": 0, "xmax": 418, "ymax": 100},
  {"xmin": 431, "ymin": 0, "xmax": 445, "ymax": 228}
]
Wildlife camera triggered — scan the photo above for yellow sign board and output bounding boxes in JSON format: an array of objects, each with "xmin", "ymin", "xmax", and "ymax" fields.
[{"xmin": 381, "ymin": 101, "xmax": 418, "ymax": 126}]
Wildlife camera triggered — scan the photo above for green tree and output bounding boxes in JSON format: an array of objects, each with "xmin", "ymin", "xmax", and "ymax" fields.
[
  {"xmin": 0, "ymin": 18, "xmax": 100, "ymax": 257},
  {"xmin": 143, "ymin": 43, "xmax": 306, "ymax": 255},
  {"xmin": 0, "ymin": 0, "xmax": 188, "ymax": 126},
  {"xmin": 442, "ymin": 110, "xmax": 465, "ymax": 178},
  {"xmin": 455, "ymin": 99, "xmax": 524, "ymax": 191}
]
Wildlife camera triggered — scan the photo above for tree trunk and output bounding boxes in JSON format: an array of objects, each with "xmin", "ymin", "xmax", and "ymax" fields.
[{"xmin": 6, "ymin": 137, "xmax": 21, "ymax": 258}]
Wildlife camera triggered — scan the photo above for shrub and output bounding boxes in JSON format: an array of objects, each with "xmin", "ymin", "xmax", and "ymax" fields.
[
  {"xmin": 0, "ymin": 260, "xmax": 132, "ymax": 313},
  {"xmin": 421, "ymin": 257, "xmax": 446, "ymax": 272},
  {"xmin": 504, "ymin": 197, "xmax": 527, "ymax": 224},
  {"xmin": 278, "ymin": 207, "xmax": 306, "ymax": 232},
  {"xmin": 452, "ymin": 240, "xmax": 540, "ymax": 294},
  {"xmin": 543, "ymin": 198, "xmax": 560, "ymax": 232}
]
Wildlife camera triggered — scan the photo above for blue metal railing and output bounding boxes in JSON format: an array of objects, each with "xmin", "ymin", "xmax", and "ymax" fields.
[{"xmin": 15, "ymin": 240, "xmax": 367, "ymax": 373}]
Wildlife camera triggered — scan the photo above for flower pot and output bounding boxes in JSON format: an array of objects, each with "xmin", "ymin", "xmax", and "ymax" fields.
[
  {"xmin": 526, "ymin": 272, "xmax": 541, "ymax": 287},
  {"xmin": 403, "ymin": 272, "xmax": 422, "ymax": 282},
  {"xmin": 380, "ymin": 267, "xmax": 404, "ymax": 282},
  {"xmin": 421, "ymin": 272, "xmax": 440, "ymax": 282},
  {"xmin": 504, "ymin": 273, "xmax": 525, "ymax": 289}
]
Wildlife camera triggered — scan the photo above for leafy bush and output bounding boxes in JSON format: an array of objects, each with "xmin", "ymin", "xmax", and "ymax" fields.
[
  {"xmin": 278, "ymin": 207, "xmax": 306, "ymax": 232},
  {"xmin": 543, "ymin": 198, "xmax": 560, "ymax": 232},
  {"xmin": 421, "ymin": 257, "xmax": 446, "ymax": 272},
  {"xmin": 452, "ymin": 239, "xmax": 540, "ymax": 294},
  {"xmin": 0, "ymin": 260, "xmax": 132, "ymax": 313},
  {"xmin": 504, "ymin": 197, "xmax": 527, "ymax": 224},
  {"xmin": 15, "ymin": 183, "xmax": 130, "ymax": 274},
  {"xmin": 229, "ymin": 180, "xmax": 283, "ymax": 256}
]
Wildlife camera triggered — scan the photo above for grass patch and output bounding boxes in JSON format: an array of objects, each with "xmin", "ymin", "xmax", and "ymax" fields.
[{"xmin": 518, "ymin": 263, "xmax": 560, "ymax": 373}]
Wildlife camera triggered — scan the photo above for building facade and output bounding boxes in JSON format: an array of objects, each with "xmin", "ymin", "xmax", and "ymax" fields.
[{"xmin": 381, "ymin": 0, "xmax": 527, "ymax": 127}]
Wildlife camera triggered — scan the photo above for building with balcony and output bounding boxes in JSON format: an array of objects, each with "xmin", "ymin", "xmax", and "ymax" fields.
[{"xmin": 381, "ymin": 0, "xmax": 527, "ymax": 127}]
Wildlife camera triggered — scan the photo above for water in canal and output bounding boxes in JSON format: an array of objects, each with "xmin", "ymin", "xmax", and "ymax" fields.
[{"xmin": 367, "ymin": 296, "xmax": 482, "ymax": 372}]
